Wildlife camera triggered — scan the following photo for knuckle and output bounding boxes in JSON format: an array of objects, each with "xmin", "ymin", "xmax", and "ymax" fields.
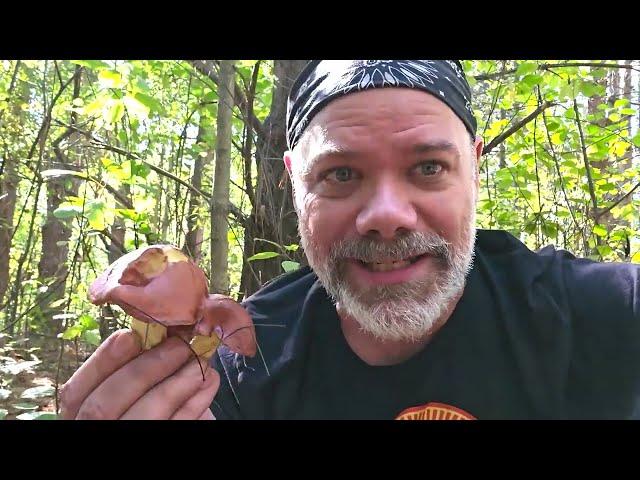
[{"xmin": 58, "ymin": 382, "xmax": 76, "ymax": 418}]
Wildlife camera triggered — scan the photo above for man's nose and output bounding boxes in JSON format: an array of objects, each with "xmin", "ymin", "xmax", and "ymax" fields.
[{"xmin": 355, "ymin": 178, "xmax": 418, "ymax": 240}]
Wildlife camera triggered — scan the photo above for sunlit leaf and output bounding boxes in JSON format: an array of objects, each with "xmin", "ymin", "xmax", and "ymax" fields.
[
  {"xmin": 248, "ymin": 251, "xmax": 280, "ymax": 261},
  {"xmin": 21, "ymin": 385, "xmax": 55, "ymax": 400},
  {"xmin": 53, "ymin": 205, "xmax": 83, "ymax": 220},
  {"xmin": 98, "ymin": 70, "xmax": 123, "ymax": 89},
  {"xmin": 281, "ymin": 261, "xmax": 300, "ymax": 273},
  {"xmin": 593, "ymin": 224, "xmax": 608, "ymax": 237}
]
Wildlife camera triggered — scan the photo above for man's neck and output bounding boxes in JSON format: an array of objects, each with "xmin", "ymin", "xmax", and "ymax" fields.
[{"xmin": 336, "ymin": 296, "xmax": 461, "ymax": 367}]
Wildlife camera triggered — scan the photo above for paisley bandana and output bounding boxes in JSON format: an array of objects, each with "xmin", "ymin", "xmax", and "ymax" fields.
[{"xmin": 286, "ymin": 60, "xmax": 477, "ymax": 150}]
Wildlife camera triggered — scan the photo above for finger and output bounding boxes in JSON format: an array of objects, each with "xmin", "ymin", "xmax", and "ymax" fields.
[
  {"xmin": 59, "ymin": 329, "xmax": 141, "ymax": 420},
  {"xmin": 198, "ymin": 295, "xmax": 256, "ymax": 357},
  {"xmin": 75, "ymin": 335, "xmax": 193, "ymax": 420},
  {"xmin": 169, "ymin": 369, "xmax": 221, "ymax": 420},
  {"xmin": 121, "ymin": 358, "xmax": 217, "ymax": 420}
]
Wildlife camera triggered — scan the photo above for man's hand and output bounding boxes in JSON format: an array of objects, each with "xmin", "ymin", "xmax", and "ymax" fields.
[{"xmin": 59, "ymin": 329, "xmax": 219, "ymax": 420}]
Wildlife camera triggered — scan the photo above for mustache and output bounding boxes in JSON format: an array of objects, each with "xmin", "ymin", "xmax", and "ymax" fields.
[{"xmin": 328, "ymin": 231, "xmax": 452, "ymax": 264}]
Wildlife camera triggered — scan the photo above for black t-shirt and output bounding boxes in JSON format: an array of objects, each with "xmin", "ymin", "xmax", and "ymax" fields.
[{"xmin": 211, "ymin": 229, "xmax": 640, "ymax": 419}]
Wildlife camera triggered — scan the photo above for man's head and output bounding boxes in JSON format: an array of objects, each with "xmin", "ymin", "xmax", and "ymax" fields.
[{"xmin": 284, "ymin": 61, "xmax": 483, "ymax": 342}]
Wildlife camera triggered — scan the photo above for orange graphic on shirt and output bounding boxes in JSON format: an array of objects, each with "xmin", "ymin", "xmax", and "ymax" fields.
[{"xmin": 395, "ymin": 402, "xmax": 476, "ymax": 420}]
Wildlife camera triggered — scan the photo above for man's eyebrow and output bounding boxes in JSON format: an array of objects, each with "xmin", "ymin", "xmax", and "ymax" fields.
[
  {"xmin": 300, "ymin": 144, "xmax": 358, "ymax": 177},
  {"xmin": 412, "ymin": 141, "xmax": 461, "ymax": 156}
]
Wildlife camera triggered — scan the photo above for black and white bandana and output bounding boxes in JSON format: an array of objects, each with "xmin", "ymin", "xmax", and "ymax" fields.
[{"xmin": 286, "ymin": 60, "xmax": 477, "ymax": 150}]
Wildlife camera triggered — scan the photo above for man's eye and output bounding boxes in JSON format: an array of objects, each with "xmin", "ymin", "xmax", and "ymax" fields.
[
  {"xmin": 327, "ymin": 167, "xmax": 354, "ymax": 182},
  {"xmin": 417, "ymin": 161, "xmax": 442, "ymax": 176}
]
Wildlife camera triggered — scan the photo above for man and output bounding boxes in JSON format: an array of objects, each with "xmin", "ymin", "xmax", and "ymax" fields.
[{"xmin": 60, "ymin": 60, "xmax": 640, "ymax": 420}]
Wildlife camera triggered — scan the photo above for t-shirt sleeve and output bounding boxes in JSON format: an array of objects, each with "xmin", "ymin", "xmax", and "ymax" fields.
[{"xmin": 563, "ymin": 257, "xmax": 640, "ymax": 418}]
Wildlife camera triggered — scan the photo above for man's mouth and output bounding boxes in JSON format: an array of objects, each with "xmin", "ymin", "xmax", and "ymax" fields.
[{"xmin": 358, "ymin": 254, "xmax": 425, "ymax": 272}]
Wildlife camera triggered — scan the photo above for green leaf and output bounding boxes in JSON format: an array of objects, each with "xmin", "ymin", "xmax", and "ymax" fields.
[
  {"xmin": 85, "ymin": 199, "xmax": 106, "ymax": 231},
  {"xmin": 53, "ymin": 205, "xmax": 83, "ymax": 220},
  {"xmin": 619, "ymin": 108, "xmax": 636, "ymax": 115},
  {"xmin": 135, "ymin": 78, "xmax": 150, "ymax": 92},
  {"xmin": 123, "ymin": 94, "xmax": 150, "ymax": 119},
  {"xmin": 98, "ymin": 70, "xmax": 123, "ymax": 89},
  {"xmin": 0, "ymin": 388, "xmax": 11, "ymax": 400},
  {"xmin": 522, "ymin": 74, "xmax": 543, "ymax": 87},
  {"xmin": 107, "ymin": 100, "xmax": 125, "ymax": 124},
  {"xmin": 71, "ymin": 60, "xmax": 111, "ymax": 71},
  {"xmin": 82, "ymin": 329, "xmax": 101, "ymax": 347},
  {"xmin": 12, "ymin": 402, "xmax": 38, "ymax": 411},
  {"xmin": 61, "ymin": 324, "xmax": 82, "ymax": 340},
  {"xmin": 524, "ymin": 221, "xmax": 537, "ymax": 235},
  {"xmin": 16, "ymin": 411, "xmax": 57, "ymax": 420},
  {"xmin": 608, "ymin": 112, "xmax": 621, "ymax": 123},
  {"xmin": 284, "ymin": 244, "xmax": 299, "ymax": 252},
  {"xmin": 281, "ymin": 261, "xmax": 300, "ymax": 273},
  {"xmin": 21, "ymin": 385, "xmax": 55, "ymax": 400},
  {"xmin": 541, "ymin": 222, "xmax": 558, "ymax": 238},
  {"xmin": 596, "ymin": 245, "xmax": 613, "ymax": 257},
  {"xmin": 545, "ymin": 120, "xmax": 560, "ymax": 132},
  {"xmin": 579, "ymin": 81, "xmax": 604, "ymax": 98},
  {"xmin": 131, "ymin": 160, "xmax": 151, "ymax": 179},
  {"xmin": 598, "ymin": 183, "xmax": 616, "ymax": 192},
  {"xmin": 516, "ymin": 62, "xmax": 538, "ymax": 76},
  {"xmin": 248, "ymin": 251, "xmax": 280, "ymax": 261},
  {"xmin": 133, "ymin": 92, "xmax": 163, "ymax": 114},
  {"xmin": 79, "ymin": 314, "xmax": 99, "ymax": 330},
  {"xmin": 115, "ymin": 209, "xmax": 140, "ymax": 221},
  {"xmin": 593, "ymin": 224, "xmax": 608, "ymax": 237},
  {"xmin": 0, "ymin": 408, "xmax": 7, "ymax": 420}
]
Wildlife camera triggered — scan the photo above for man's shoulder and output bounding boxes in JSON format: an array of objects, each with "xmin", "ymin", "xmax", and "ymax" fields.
[
  {"xmin": 477, "ymin": 228, "xmax": 639, "ymax": 320},
  {"xmin": 241, "ymin": 265, "xmax": 319, "ymax": 326}
]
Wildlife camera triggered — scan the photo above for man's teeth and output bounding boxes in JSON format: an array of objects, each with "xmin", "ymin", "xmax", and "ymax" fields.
[{"xmin": 366, "ymin": 260, "xmax": 411, "ymax": 272}]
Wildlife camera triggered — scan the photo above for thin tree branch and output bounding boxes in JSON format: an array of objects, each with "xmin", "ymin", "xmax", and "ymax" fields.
[
  {"xmin": 55, "ymin": 122, "xmax": 248, "ymax": 227},
  {"xmin": 473, "ymin": 61, "xmax": 640, "ymax": 82},
  {"xmin": 540, "ymin": 108, "xmax": 587, "ymax": 254},
  {"xmin": 483, "ymin": 101, "xmax": 554, "ymax": 156},
  {"xmin": 572, "ymin": 99, "xmax": 599, "ymax": 213},
  {"xmin": 595, "ymin": 181, "xmax": 640, "ymax": 220}
]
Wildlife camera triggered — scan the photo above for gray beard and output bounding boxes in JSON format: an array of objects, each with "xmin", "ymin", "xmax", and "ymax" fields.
[{"xmin": 299, "ymin": 217, "xmax": 477, "ymax": 342}]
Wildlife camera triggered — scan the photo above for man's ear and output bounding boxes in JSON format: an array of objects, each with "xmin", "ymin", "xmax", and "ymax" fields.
[
  {"xmin": 474, "ymin": 135, "xmax": 484, "ymax": 188},
  {"xmin": 284, "ymin": 151, "xmax": 293, "ymax": 176}
]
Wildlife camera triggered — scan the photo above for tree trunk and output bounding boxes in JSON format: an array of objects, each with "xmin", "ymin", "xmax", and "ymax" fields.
[
  {"xmin": 37, "ymin": 65, "xmax": 82, "ymax": 332},
  {"xmin": 0, "ymin": 156, "xmax": 18, "ymax": 308},
  {"xmin": 183, "ymin": 115, "xmax": 209, "ymax": 264},
  {"xmin": 239, "ymin": 60, "xmax": 307, "ymax": 298},
  {"xmin": 210, "ymin": 60, "xmax": 235, "ymax": 295},
  {"xmin": 0, "ymin": 62, "xmax": 26, "ymax": 308}
]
